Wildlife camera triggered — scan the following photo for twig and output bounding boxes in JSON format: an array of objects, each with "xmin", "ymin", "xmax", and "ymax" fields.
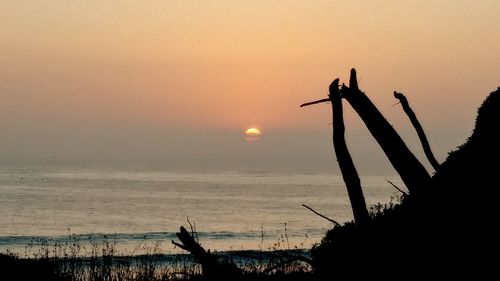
[
  {"xmin": 193, "ymin": 222, "xmax": 198, "ymax": 243},
  {"xmin": 386, "ymin": 180, "xmax": 409, "ymax": 196},
  {"xmin": 301, "ymin": 204, "xmax": 340, "ymax": 226},
  {"xmin": 186, "ymin": 216, "xmax": 198, "ymax": 243},
  {"xmin": 300, "ymin": 98, "xmax": 331, "ymax": 107}
]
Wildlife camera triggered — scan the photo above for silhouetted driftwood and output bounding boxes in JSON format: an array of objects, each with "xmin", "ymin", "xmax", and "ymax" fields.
[
  {"xmin": 329, "ymin": 79, "xmax": 369, "ymax": 225},
  {"xmin": 394, "ymin": 91, "xmax": 440, "ymax": 171},
  {"xmin": 341, "ymin": 69, "xmax": 430, "ymax": 194},
  {"xmin": 172, "ymin": 226, "xmax": 241, "ymax": 278}
]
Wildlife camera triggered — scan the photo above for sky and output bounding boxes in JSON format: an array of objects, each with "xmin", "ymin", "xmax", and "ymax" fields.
[{"xmin": 1, "ymin": 0, "xmax": 499, "ymax": 173}]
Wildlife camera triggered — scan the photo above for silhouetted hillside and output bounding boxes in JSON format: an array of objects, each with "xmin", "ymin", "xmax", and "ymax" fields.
[
  {"xmin": 433, "ymin": 87, "xmax": 500, "ymax": 193},
  {"xmin": 312, "ymin": 88, "xmax": 500, "ymax": 279}
]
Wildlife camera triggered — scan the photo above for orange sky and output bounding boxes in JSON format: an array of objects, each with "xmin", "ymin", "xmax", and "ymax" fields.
[{"xmin": 1, "ymin": 1, "xmax": 499, "ymax": 171}]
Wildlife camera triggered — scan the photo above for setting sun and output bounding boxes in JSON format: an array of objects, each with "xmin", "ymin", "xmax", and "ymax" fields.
[
  {"xmin": 245, "ymin": 127, "xmax": 261, "ymax": 141},
  {"xmin": 245, "ymin": 128, "xmax": 261, "ymax": 135}
]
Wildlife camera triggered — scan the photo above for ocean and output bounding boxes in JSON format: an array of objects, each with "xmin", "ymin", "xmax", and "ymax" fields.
[{"xmin": 0, "ymin": 169, "xmax": 402, "ymax": 256}]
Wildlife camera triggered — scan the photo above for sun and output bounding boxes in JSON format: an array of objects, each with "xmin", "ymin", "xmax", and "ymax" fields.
[
  {"xmin": 244, "ymin": 127, "xmax": 261, "ymax": 141},
  {"xmin": 245, "ymin": 127, "xmax": 261, "ymax": 135}
]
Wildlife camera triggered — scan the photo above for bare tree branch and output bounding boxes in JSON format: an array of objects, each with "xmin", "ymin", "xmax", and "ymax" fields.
[
  {"xmin": 386, "ymin": 179, "xmax": 409, "ymax": 196},
  {"xmin": 302, "ymin": 204, "xmax": 340, "ymax": 226},
  {"xmin": 394, "ymin": 91, "xmax": 440, "ymax": 171},
  {"xmin": 300, "ymin": 98, "xmax": 331, "ymax": 107},
  {"xmin": 330, "ymin": 78, "xmax": 369, "ymax": 225}
]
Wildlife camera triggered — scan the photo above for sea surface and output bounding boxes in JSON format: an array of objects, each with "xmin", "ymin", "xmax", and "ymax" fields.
[{"xmin": 0, "ymin": 169, "xmax": 402, "ymax": 256}]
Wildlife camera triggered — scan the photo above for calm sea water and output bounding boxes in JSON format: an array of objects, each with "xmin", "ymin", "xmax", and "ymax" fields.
[{"xmin": 0, "ymin": 169, "xmax": 402, "ymax": 255}]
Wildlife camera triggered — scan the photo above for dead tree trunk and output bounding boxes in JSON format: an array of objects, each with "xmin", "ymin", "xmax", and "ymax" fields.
[
  {"xmin": 394, "ymin": 91, "xmax": 440, "ymax": 171},
  {"xmin": 172, "ymin": 226, "xmax": 241, "ymax": 278},
  {"xmin": 330, "ymin": 79, "xmax": 369, "ymax": 225},
  {"xmin": 341, "ymin": 69, "xmax": 430, "ymax": 194}
]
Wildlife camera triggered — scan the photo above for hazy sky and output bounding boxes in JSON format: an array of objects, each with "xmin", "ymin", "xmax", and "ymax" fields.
[{"xmin": 1, "ymin": 1, "xmax": 499, "ymax": 173}]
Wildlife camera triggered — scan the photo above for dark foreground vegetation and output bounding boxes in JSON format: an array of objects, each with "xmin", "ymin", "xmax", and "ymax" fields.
[
  {"xmin": 0, "ymin": 246, "xmax": 313, "ymax": 281},
  {"xmin": 311, "ymin": 77, "xmax": 499, "ymax": 279},
  {"xmin": 1, "ymin": 71, "xmax": 498, "ymax": 280}
]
